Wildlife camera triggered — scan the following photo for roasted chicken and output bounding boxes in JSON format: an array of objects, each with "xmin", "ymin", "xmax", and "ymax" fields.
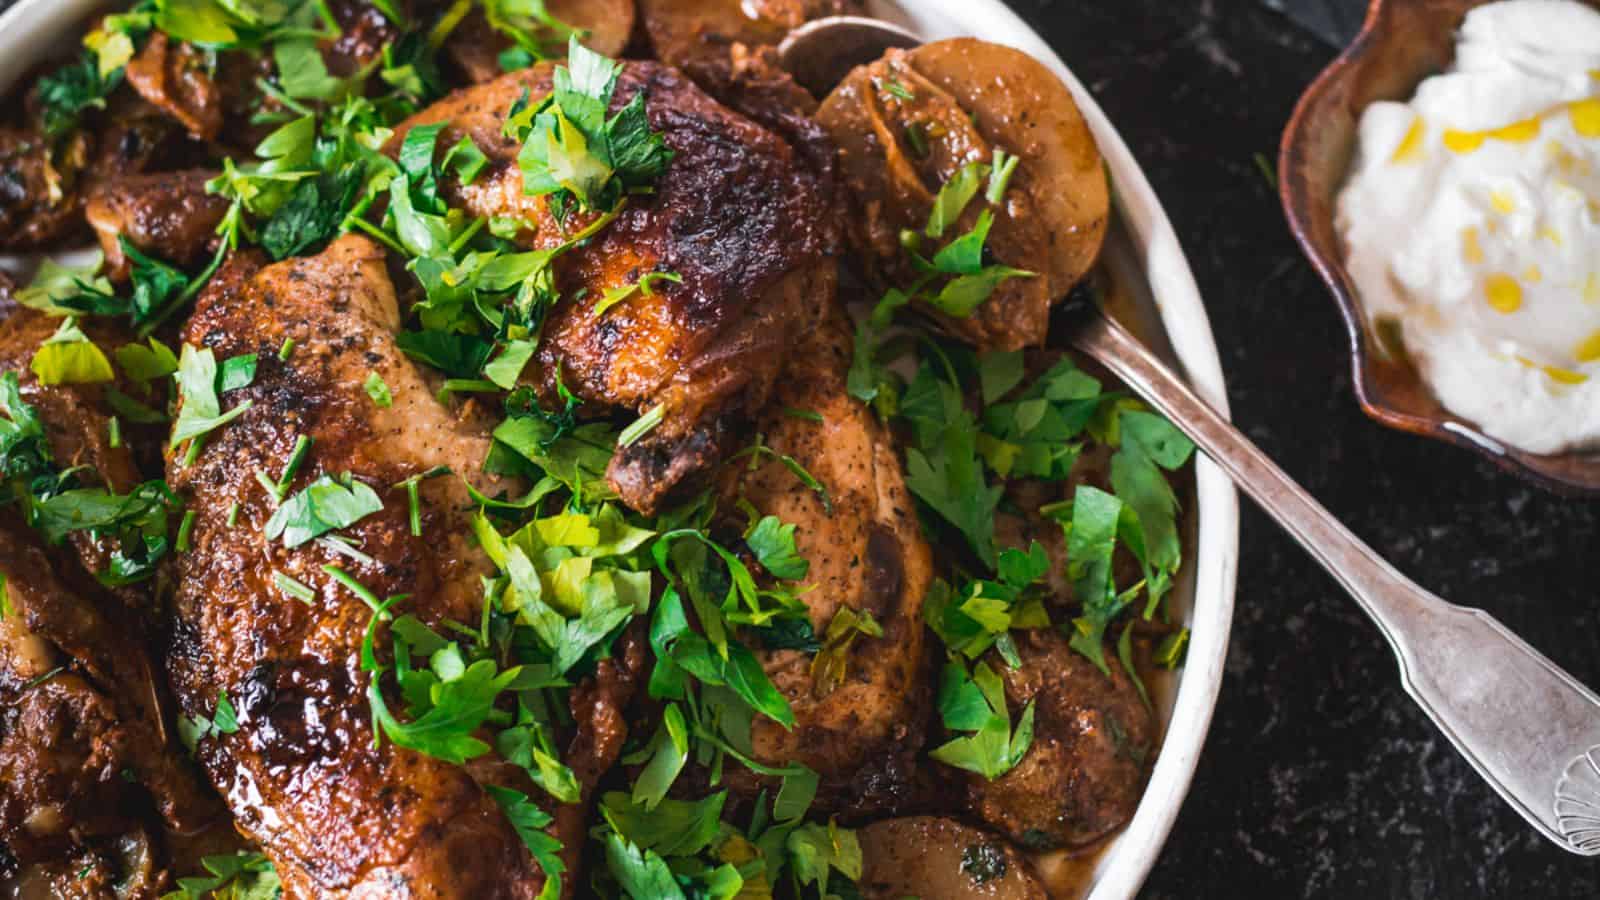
[
  {"xmin": 86, "ymin": 170, "xmax": 230, "ymax": 282},
  {"xmin": 163, "ymin": 236, "xmax": 621, "ymax": 898},
  {"xmin": 716, "ymin": 312, "xmax": 932, "ymax": 812},
  {"xmin": 388, "ymin": 60, "xmax": 836, "ymax": 516}
]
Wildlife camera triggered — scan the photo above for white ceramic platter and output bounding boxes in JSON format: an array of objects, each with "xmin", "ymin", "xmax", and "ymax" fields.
[{"xmin": 0, "ymin": 1, "xmax": 1241, "ymax": 896}]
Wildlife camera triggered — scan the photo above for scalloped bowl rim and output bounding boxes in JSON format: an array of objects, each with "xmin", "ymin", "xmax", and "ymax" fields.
[{"xmin": 0, "ymin": 0, "xmax": 1242, "ymax": 896}]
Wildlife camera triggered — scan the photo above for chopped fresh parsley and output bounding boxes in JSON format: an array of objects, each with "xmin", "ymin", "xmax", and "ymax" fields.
[
  {"xmin": 364, "ymin": 371, "xmax": 393, "ymax": 407},
  {"xmin": 509, "ymin": 38, "xmax": 674, "ymax": 216},
  {"xmin": 164, "ymin": 851, "xmax": 280, "ymax": 900},
  {"xmin": 29, "ymin": 318, "xmax": 113, "ymax": 386},
  {"xmin": 929, "ymin": 659, "xmax": 1035, "ymax": 780},
  {"xmin": 264, "ymin": 473, "xmax": 383, "ymax": 548},
  {"xmin": 171, "ymin": 344, "xmax": 254, "ymax": 449}
]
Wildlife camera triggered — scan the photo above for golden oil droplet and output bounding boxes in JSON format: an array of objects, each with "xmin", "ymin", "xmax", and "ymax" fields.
[
  {"xmin": 1390, "ymin": 117, "xmax": 1426, "ymax": 164},
  {"xmin": 1444, "ymin": 129, "xmax": 1487, "ymax": 154},
  {"xmin": 1461, "ymin": 226, "xmax": 1485, "ymax": 264},
  {"xmin": 1523, "ymin": 264, "xmax": 1544, "ymax": 284},
  {"xmin": 1538, "ymin": 226, "xmax": 1564, "ymax": 247},
  {"xmin": 1572, "ymin": 99, "xmax": 1600, "ymax": 138},
  {"xmin": 1544, "ymin": 365, "xmax": 1589, "ymax": 385},
  {"xmin": 1489, "ymin": 117, "xmax": 1540, "ymax": 143},
  {"xmin": 1583, "ymin": 272, "xmax": 1600, "ymax": 306},
  {"xmin": 1489, "ymin": 189, "xmax": 1516, "ymax": 215},
  {"xmin": 1484, "ymin": 273, "xmax": 1523, "ymax": 313},
  {"xmin": 1574, "ymin": 330, "xmax": 1600, "ymax": 364}
]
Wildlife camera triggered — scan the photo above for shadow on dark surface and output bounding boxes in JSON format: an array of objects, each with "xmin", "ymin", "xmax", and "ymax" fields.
[{"xmin": 1004, "ymin": 0, "xmax": 1600, "ymax": 896}]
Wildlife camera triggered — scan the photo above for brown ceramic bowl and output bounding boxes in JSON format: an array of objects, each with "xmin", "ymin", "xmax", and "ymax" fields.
[{"xmin": 1279, "ymin": 0, "xmax": 1600, "ymax": 493}]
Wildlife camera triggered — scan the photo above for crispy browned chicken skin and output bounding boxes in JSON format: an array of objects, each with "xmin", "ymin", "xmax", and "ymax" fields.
[
  {"xmin": 716, "ymin": 313, "xmax": 932, "ymax": 812},
  {"xmin": 164, "ymin": 236, "xmax": 612, "ymax": 899},
  {"xmin": 86, "ymin": 169, "xmax": 229, "ymax": 282},
  {"xmin": 388, "ymin": 60, "xmax": 836, "ymax": 516}
]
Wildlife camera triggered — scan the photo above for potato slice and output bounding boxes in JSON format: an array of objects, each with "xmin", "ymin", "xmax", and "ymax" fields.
[
  {"xmin": 856, "ymin": 817, "xmax": 1048, "ymax": 899},
  {"xmin": 817, "ymin": 38, "xmax": 1109, "ymax": 350}
]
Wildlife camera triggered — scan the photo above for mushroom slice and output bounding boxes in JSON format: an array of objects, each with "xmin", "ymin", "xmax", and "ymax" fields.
[
  {"xmin": 956, "ymin": 629, "xmax": 1155, "ymax": 850},
  {"xmin": 640, "ymin": 0, "xmax": 862, "ymax": 75},
  {"xmin": 817, "ymin": 37, "xmax": 1109, "ymax": 350},
  {"xmin": 856, "ymin": 816, "xmax": 1048, "ymax": 899}
]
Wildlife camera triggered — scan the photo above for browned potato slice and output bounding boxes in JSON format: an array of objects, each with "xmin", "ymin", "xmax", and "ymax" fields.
[
  {"xmin": 817, "ymin": 38, "xmax": 1109, "ymax": 351},
  {"xmin": 957, "ymin": 629, "xmax": 1154, "ymax": 850},
  {"xmin": 640, "ymin": 0, "xmax": 862, "ymax": 73},
  {"xmin": 856, "ymin": 816, "xmax": 1048, "ymax": 899}
]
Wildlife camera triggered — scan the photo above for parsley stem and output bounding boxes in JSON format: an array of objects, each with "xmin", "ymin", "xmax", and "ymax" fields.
[
  {"xmin": 107, "ymin": 415, "xmax": 121, "ymax": 448},
  {"xmin": 227, "ymin": 502, "xmax": 240, "ymax": 527},
  {"xmin": 428, "ymin": 0, "xmax": 472, "ymax": 46},
  {"xmin": 448, "ymin": 216, "xmax": 486, "ymax": 255},
  {"xmin": 343, "ymin": 214, "xmax": 407, "ymax": 256},
  {"xmin": 406, "ymin": 480, "xmax": 421, "ymax": 536},
  {"xmin": 176, "ymin": 509, "xmax": 197, "ymax": 552},
  {"xmin": 275, "ymin": 435, "xmax": 314, "ymax": 500},
  {"xmin": 137, "ymin": 237, "xmax": 229, "ymax": 339},
  {"xmin": 182, "ymin": 436, "xmax": 204, "ymax": 467},
  {"xmin": 254, "ymin": 77, "xmax": 314, "ymax": 117},
  {"xmin": 278, "ymin": 337, "xmax": 296, "ymax": 361},
  {"xmin": 619, "ymin": 403, "xmax": 665, "ymax": 448},
  {"xmin": 323, "ymin": 564, "xmax": 389, "ymax": 618},
  {"xmin": 319, "ymin": 534, "xmax": 376, "ymax": 566},
  {"xmin": 272, "ymin": 570, "xmax": 317, "ymax": 605}
]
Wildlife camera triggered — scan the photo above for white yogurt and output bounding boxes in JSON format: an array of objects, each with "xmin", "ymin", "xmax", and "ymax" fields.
[{"xmin": 1337, "ymin": 0, "xmax": 1600, "ymax": 454}]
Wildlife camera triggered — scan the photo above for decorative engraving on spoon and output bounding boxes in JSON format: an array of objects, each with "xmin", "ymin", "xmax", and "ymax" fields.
[{"xmin": 1554, "ymin": 745, "xmax": 1600, "ymax": 853}]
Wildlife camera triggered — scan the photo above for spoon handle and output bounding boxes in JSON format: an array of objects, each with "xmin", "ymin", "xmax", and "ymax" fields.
[{"xmin": 1071, "ymin": 307, "xmax": 1600, "ymax": 856}]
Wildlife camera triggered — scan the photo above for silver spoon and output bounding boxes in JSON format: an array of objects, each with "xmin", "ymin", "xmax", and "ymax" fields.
[{"xmin": 778, "ymin": 15, "xmax": 1600, "ymax": 857}]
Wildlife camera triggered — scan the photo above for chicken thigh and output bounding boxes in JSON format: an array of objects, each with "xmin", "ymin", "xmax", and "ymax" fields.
[
  {"xmin": 164, "ymin": 236, "xmax": 618, "ymax": 898},
  {"xmin": 388, "ymin": 60, "xmax": 836, "ymax": 516},
  {"xmin": 716, "ymin": 312, "xmax": 932, "ymax": 813}
]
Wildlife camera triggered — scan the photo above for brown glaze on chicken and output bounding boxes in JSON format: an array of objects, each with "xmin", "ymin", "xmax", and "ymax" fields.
[
  {"xmin": 817, "ymin": 38, "xmax": 1109, "ymax": 350},
  {"xmin": 716, "ymin": 313, "xmax": 931, "ymax": 812},
  {"xmin": 388, "ymin": 61, "xmax": 836, "ymax": 515},
  {"xmin": 0, "ymin": 509, "xmax": 223, "ymax": 894},
  {"xmin": 86, "ymin": 170, "xmax": 229, "ymax": 282},
  {"xmin": 164, "ymin": 236, "xmax": 580, "ymax": 898},
  {"xmin": 956, "ymin": 629, "xmax": 1154, "ymax": 851}
]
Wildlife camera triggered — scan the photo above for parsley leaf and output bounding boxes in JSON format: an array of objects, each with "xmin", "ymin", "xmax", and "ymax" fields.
[
  {"xmin": 743, "ymin": 515, "xmax": 808, "ymax": 581},
  {"xmin": 511, "ymin": 38, "xmax": 673, "ymax": 214},
  {"xmin": 487, "ymin": 785, "xmax": 567, "ymax": 894},
  {"xmin": 171, "ymin": 344, "xmax": 254, "ymax": 447},
  {"xmin": 264, "ymin": 473, "xmax": 384, "ymax": 548},
  {"xmin": 929, "ymin": 659, "xmax": 1035, "ymax": 780},
  {"xmin": 29, "ymin": 318, "xmax": 113, "ymax": 386},
  {"xmin": 165, "ymin": 851, "xmax": 280, "ymax": 900},
  {"xmin": 259, "ymin": 166, "xmax": 364, "ymax": 260},
  {"xmin": 35, "ymin": 52, "xmax": 122, "ymax": 139}
]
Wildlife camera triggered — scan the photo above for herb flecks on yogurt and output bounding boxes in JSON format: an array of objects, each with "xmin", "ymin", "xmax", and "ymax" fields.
[{"xmin": 1338, "ymin": 0, "xmax": 1600, "ymax": 454}]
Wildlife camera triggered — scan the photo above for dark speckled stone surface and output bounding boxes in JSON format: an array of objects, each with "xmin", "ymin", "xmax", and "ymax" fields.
[
  {"xmin": 996, "ymin": 1, "xmax": 1600, "ymax": 896},
  {"xmin": 2, "ymin": 0, "xmax": 1597, "ymax": 895}
]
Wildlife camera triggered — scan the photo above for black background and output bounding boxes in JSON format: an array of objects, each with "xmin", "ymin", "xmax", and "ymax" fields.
[
  {"xmin": 5, "ymin": 0, "xmax": 1599, "ymax": 895},
  {"xmin": 999, "ymin": 1, "xmax": 1600, "ymax": 896}
]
